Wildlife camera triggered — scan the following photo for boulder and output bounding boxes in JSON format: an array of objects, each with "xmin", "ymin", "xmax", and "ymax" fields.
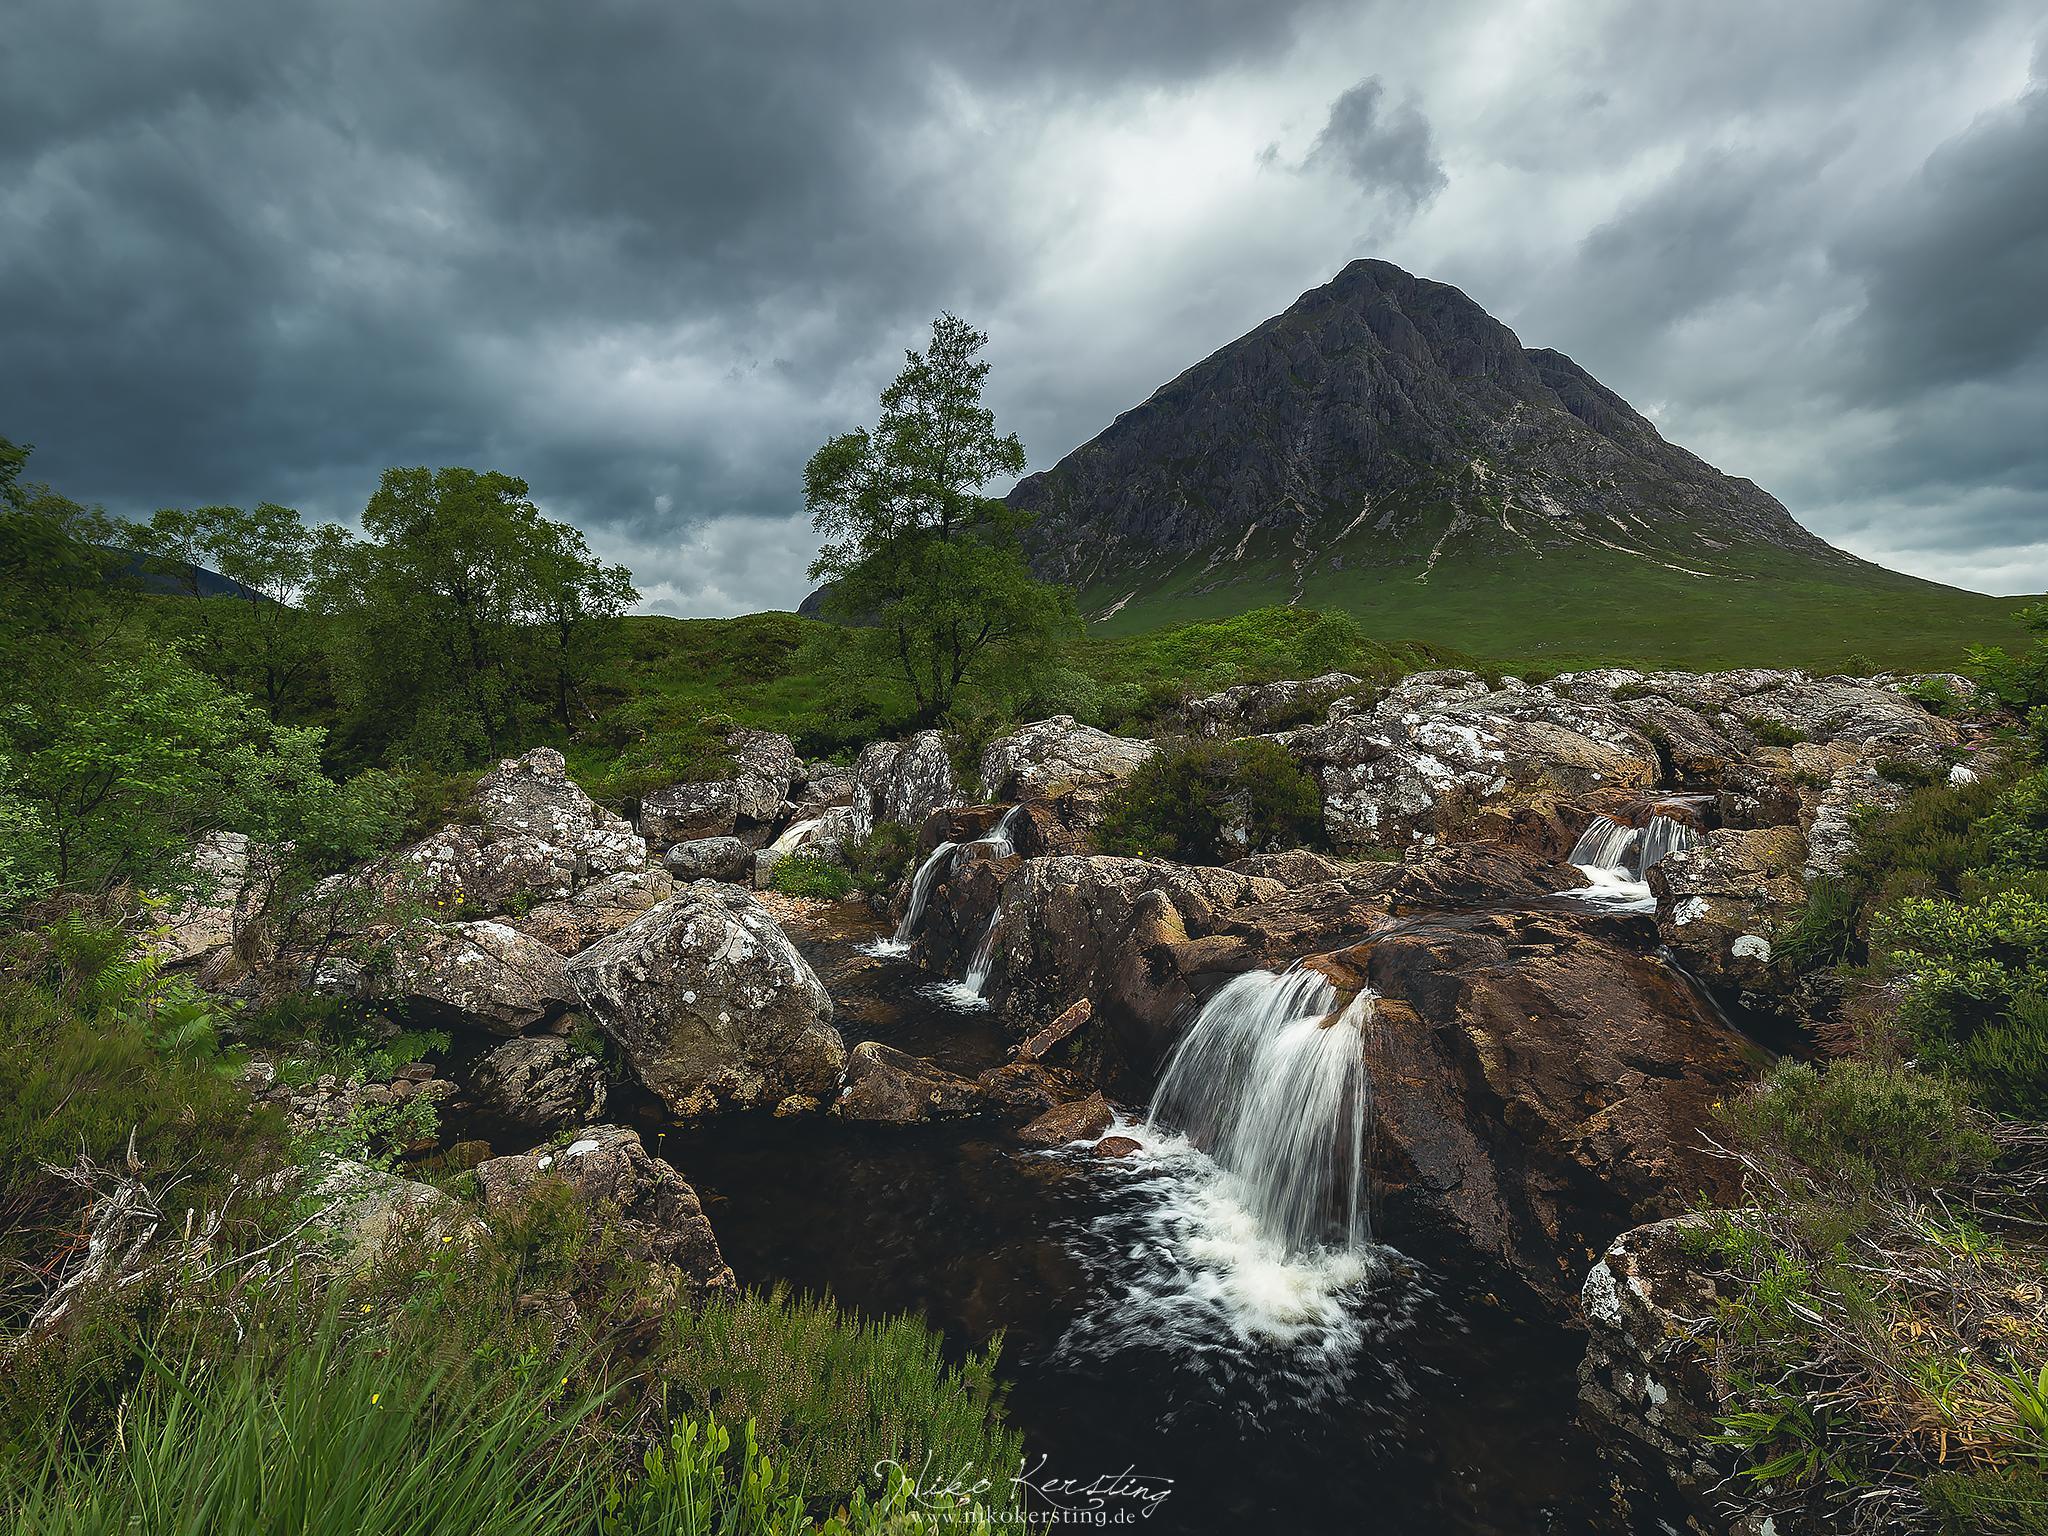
[
  {"xmin": 1330, "ymin": 909, "xmax": 1756, "ymax": 1309},
  {"xmin": 833, "ymin": 1042, "xmax": 981, "ymax": 1124},
  {"xmin": 791, "ymin": 761, "xmax": 855, "ymax": 815},
  {"xmin": 1651, "ymin": 827, "xmax": 1808, "ymax": 993},
  {"xmin": 565, "ymin": 883, "xmax": 844, "ymax": 1119},
  {"xmin": 468, "ymin": 1035, "xmax": 610, "ymax": 1134},
  {"xmin": 304, "ymin": 1158, "xmax": 479, "ymax": 1266},
  {"xmin": 1579, "ymin": 1215, "xmax": 1740, "ymax": 1524},
  {"xmin": 155, "ymin": 831, "xmax": 258, "ymax": 965},
  {"xmin": 851, "ymin": 729, "xmax": 958, "ymax": 836},
  {"xmin": 638, "ymin": 730, "xmax": 799, "ymax": 851},
  {"xmin": 474, "ymin": 1125, "xmax": 734, "ymax": 1293},
  {"xmin": 1017, "ymin": 1092, "xmax": 1116, "ymax": 1147},
  {"xmin": 977, "ymin": 716, "xmax": 1156, "ymax": 807},
  {"xmin": 1095, "ymin": 1135, "xmax": 1143, "ymax": 1158},
  {"xmin": 663, "ymin": 835, "xmax": 755, "ymax": 883},
  {"xmin": 387, "ymin": 919, "xmax": 577, "ymax": 1034},
  {"xmin": 513, "ymin": 867, "xmax": 674, "ymax": 956},
  {"xmin": 1801, "ymin": 758, "xmax": 1910, "ymax": 883},
  {"xmin": 1181, "ymin": 672, "xmax": 1360, "ymax": 737},
  {"xmin": 474, "ymin": 747, "xmax": 646, "ymax": 879}
]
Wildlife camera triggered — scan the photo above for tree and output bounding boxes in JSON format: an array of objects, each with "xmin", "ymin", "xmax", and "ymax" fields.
[
  {"xmin": 309, "ymin": 466, "xmax": 636, "ymax": 762},
  {"xmin": 805, "ymin": 315, "xmax": 1077, "ymax": 728}
]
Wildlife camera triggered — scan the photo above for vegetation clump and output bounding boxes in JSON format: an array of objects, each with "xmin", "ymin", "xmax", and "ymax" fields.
[{"xmin": 1097, "ymin": 736, "xmax": 1322, "ymax": 865}]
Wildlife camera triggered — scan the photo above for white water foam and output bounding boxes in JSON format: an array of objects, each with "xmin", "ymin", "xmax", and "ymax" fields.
[{"xmin": 1561, "ymin": 811, "xmax": 1700, "ymax": 914}]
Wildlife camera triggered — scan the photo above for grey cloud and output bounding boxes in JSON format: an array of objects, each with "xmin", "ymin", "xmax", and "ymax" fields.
[{"xmin": 1303, "ymin": 78, "xmax": 1446, "ymax": 210}]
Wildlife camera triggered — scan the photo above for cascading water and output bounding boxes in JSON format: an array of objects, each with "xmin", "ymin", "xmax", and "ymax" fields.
[
  {"xmin": 931, "ymin": 897, "xmax": 1005, "ymax": 1008},
  {"xmin": 862, "ymin": 839, "xmax": 957, "ymax": 958},
  {"xmin": 974, "ymin": 803, "xmax": 1024, "ymax": 857},
  {"xmin": 1051, "ymin": 968, "xmax": 1380, "ymax": 1365},
  {"xmin": 1147, "ymin": 969, "xmax": 1375, "ymax": 1255},
  {"xmin": 767, "ymin": 816, "xmax": 823, "ymax": 856},
  {"xmin": 1564, "ymin": 810, "xmax": 1702, "ymax": 913}
]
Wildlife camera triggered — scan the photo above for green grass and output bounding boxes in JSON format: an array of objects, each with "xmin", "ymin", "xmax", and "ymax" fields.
[{"xmin": 1077, "ymin": 538, "xmax": 2037, "ymax": 673}]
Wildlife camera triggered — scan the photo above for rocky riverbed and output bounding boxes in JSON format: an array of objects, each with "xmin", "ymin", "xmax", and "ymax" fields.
[{"xmin": 172, "ymin": 663, "xmax": 1987, "ymax": 1534}]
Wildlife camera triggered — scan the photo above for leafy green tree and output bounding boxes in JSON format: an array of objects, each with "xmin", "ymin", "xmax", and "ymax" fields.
[
  {"xmin": 1969, "ymin": 600, "xmax": 2048, "ymax": 753},
  {"xmin": 805, "ymin": 315, "xmax": 1077, "ymax": 728},
  {"xmin": 310, "ymin": 467, "xmax": 635, "ymax": 762}
]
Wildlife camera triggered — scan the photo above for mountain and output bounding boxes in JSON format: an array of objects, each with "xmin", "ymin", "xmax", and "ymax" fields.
[{"xmin": 1007, "ymin": 259, "xmax": 2023, "ymax": 667}]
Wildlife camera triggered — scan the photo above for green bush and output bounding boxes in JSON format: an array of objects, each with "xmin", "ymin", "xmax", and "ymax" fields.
[
  {"xmin": 1719, "ymin": 1059, "xmax": 1995, "ymax": 1196},
  {"xmin": 1096, "ymin": 736, "xmax": 1322, "ymax": 865},
  {"xmin": 769, "ymin": 855, "xmax": 853, "ymax": 900},
  {"xmin": 652, "ymin": 1285, "xmax": 1022, "ymax": 1516},
  {"xmin": 1747, "ymin": 717, "xmax": 1810, "ymax": 747},
  {"xmin": 841, "ymin": 822, "xmax": 915, "ymax": 900}
]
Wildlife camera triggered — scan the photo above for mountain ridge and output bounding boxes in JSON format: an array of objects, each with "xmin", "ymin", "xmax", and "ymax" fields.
[{"xmin": 1006, "ymin": 257, "xmax": 1880, "ymax": 624}]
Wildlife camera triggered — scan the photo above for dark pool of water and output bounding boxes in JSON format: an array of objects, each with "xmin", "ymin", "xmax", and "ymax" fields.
[{"xmin": 655, "ymin": 925, "xmax": 1634, "ymax": 1536}]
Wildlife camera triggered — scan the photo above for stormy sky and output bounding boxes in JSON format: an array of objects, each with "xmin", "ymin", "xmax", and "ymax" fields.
[{"xmin": 4, "ymin": 1, "xmax": 2045, "ymax": 612}]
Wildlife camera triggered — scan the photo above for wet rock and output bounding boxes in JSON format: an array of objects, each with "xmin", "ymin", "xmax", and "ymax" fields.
[
  {"xmin": 1182, "ymin": 673, "xmax": 1361, "ymax": 737},
  {"xmin": 1017, "ymin": 1092, "xmax": 1115, "ymax": 1147},
  {"xmin": 564, "ymin": 882, "xmax": 843, "ymax": 1120},
  {"xmin": 1017, "ymin": 998, "xmax": 1095, "ymax": 1062},
  {"xmin": 978, "ymin": 716, "xmax": 1155, "ymax": 809},
  {"xmin": 1651, "ymin": 827, "xmax": 1807, "ymax": 993},
  {"xmin": 1334, "ymin": 909, "xmax": 1755, "ymax": 1310},
  {"xmin": 474, "ymin": 1125, "xmax": 734, "ymax": 1293},
  {"xmin": 469, "ymin": 1036, "xmax": 610, "ymax": 1134},
  {"xmin": 387, "ymin": 919, "xmax": 577, "ymax": 1034},
  {"xmin": 1579, "ymin": 1215, "xmax": 1740, "ymax": 1526},
  {"xmin": 514, "ymin": 867, "xmax": 674, "ymax": 956},
  {"xmin": 974, "ymin": 1059, "xmax": 1096, "ymax": 1119},
  {"xmin": 834, "ymin": 1041, "xmax": 981, "ymax": 1124},
  {"xmin": 1094, "ymin": 1135, "xmax": 1143, "ymax": 1158},
  {"xmin": 663, "ymin": 835, "xmax": 755, "ymax": 883}
]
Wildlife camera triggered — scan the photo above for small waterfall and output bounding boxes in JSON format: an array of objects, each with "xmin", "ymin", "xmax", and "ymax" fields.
[
  {"xmin": 767, "ymin": 816, "xmax": 823, "ymax": 856},
  {"xmin": 1638, "ymin": 813, "xmax": 1701, "ymax": 874},
  {"xmin": 1567, "ymin": 815, "xmax": 1640, "ymax": 872},
  {"xmin": 1146, "ymin": 970, "xmax": 1375, "ymax": 1257},
  {"xmin": 863, "ymin": 839, "xmax": 957, "ymax": 959},
  {"xmin": 974, "ymin": 804, "xmax": 1024, "ymax": 857},
  {"xmin": 933, "ymin": 898, "xmax": 1006, "ymax": 1008}
]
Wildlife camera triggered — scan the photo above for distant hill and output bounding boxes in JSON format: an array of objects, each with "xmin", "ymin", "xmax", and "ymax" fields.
[
  {"xmin": 1006, "ymin": 259, "xmax": 2028, "ymax": 668},
  {"xmin": 111, "ymin": 550, "xmax": 266, "ymax": 602}
]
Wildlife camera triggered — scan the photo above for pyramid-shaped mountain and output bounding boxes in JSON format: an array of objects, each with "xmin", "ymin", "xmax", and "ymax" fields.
[{"xmin": 1007, "ymin": 259, "xmax": 2006, "ymax": 663}]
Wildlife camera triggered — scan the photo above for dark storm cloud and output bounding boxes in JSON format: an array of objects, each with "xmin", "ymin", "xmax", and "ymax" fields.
[
  {"xmin": 3, "ymin": 0, "xmax": 2045, "ymax": 607},
  {"xmin": 1302, "ymin": 78, "xmax": 1445, "ymax": 210}
]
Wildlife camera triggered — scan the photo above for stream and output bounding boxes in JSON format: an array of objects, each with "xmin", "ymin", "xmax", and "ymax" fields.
[{"xmin": 643, "ymin": 906, "xmax": 1636, "ymax": 1535}]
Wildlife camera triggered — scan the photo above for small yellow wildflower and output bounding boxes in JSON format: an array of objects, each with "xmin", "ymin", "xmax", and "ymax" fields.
[{"xmin": 370, "ymin": 1393, "xmax": 380, "ymax": 1405}]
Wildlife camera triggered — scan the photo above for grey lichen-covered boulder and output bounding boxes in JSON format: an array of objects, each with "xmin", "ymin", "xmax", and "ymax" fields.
[
  {"xmin": 1650, "ymin": 827, "xmax": 1808, "ymax": 993},
  {"xmin": 514, "ymin": 867, "xmax": 674, "ymax": 957},
  {"xmin": 832, "ymin": 1042, "xmax": 981, "ymax": 1124},
  {"xmin": 1181, "ymin": 672, "xmax": 1361, "ymax": 737},
  {"xmin": 662, "ymin": 835, "xmax": 755, "ymax": 883},
  {"xmin": 154, "ymin": 831, "xmax": 260, "ymax": 965},
  {"xmin": 475, "ymin": 747, "xmax": 647, "ymax": 879},
  {"xmin": 468, "ymin": 1035, "xmax": 609, "ymax": 1134},
  {"xmin": 638, "ymin": 730, "xmax": 799, "ymax": 851},
  {"xmin": 474, "ymin": 1124, "xmax": 734, "ymax": 1293},
  {"xmin": 978, "ymin": 716, "xmax": 1155, "ymax": 806},
  {"xmin": 565, "ymin": 883, "xmax": 843, "ymax": 1119},
  {"xmin": 304, "ymin": 1158, "xmax": 481, "ymax": 1267},
  {"xmin": 387, "ymin": 919, "xmax": 577, "ymax": 1034},
  {"xmin": 851, "ymin": 729, "xmax": 958, "ymax": 836},
  {"xmin": 1579, "ymin": 1215, "xmax": 1739, "ymax": 1526}
]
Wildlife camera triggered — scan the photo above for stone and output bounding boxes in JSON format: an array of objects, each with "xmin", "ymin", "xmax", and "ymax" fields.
[
  {"xmin": 833, "ymin": 1041, "xmax": 981, "ymax": 1124},
  {"xmin": 304, "ymin": 1158, "xmax": 479, "ymax": 1266},
  {"xmin": 474, "ymin": 1125, "xmax": 733, "ymax": 1293},
  {"xmin": 514, "ymin": 867, "xmax": 675, "ymax": 956},
  {"xmin": 1579, "ymin": 1215, "xmax": 1738, "ymax": 1522},
  {"xmin": 663, "ymin": 835, "xmax": 755, "ymax": 883},
  {"xmin": 1094, "ymin": 1135, "xmax": 1143, "ymax": 1158},
  {"xmin": 386, "ymin": 919, "xmax": 576, "ymax": 1034},
  {"xmin": 638, "ymin": 780, "xmax": 740, "ymax": 849},
  {"xmin": 978, "ymin": 716, "xmax": 1156, "ymax": 807},
  {"xmin": 1651, "ymin": 826, "xmax": 1808, "ymax": 993},
  {"xmin": 638, "ymin": 731, "xmax": 800, "ymax": 851},
  {"xmin": 1017, "ymin": 998, "xmax": 1094, "ymax": 1062},
  {"xmin": 1017, "ymin": 1092, "xmax": 1115, "ymax": 1147},
  {"xmin": 155, "ymin": 831, "xmax": 258, "ymax": 965},
  {"xmin": 565, "ymin": 883, "xmax": 844, "ymax": 1119},
  {"xmin": 468, "ymin": 1035, "xmax": 609, "ymax": 1134},
  {"xmin": 1181, "ymin": 673, "xmax": 1361, "ymax": 737},
  {"xmin": 474, "ymin": 747, "xmax": 646, "ymax": 880},
  {"xmin": 850, "ymin": 729, "xmax": 958, "ymax": 836},
  {"xmin": 1333, "ymin": 909, "xmax": 1755, "ymax": 1310}
]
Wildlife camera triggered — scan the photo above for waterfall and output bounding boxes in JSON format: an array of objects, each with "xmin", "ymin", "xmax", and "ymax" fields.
[
  {"xmin": 930, "ymin": 898, "xmax": 1005, "ymax": 1008},
  {"xmin": 974, "ymin": 804, "xmax": 1024, "ymax": 857},
  {"xmin": 767, "ymin": 816, "xmax": 823, "ymax": 856},
  {"xmin": 1638, "ymin": 813, "xmax": 1701, "ymax": 874},
  {"xmin": 862, "ymin": 839, "xmax": 957, "ymax": 959},
  {"xmin": 1567, "ymin": 815, "xmax": 1640, "ymax": 872},
  {"xmin": 1146, "ymin": 970, "xmax": 1375, "ymax": 1257}
]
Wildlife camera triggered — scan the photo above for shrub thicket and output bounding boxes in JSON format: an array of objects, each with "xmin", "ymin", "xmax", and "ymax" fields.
[{"xmin": 1096, "ymin": 737, "xmax": 1322, "ymax": 865}]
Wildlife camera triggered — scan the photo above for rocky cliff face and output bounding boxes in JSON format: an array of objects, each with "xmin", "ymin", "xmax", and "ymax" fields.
[{"xmin": 1008, "ymin": 258, "xmax": 1861, "ymax": 614}]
